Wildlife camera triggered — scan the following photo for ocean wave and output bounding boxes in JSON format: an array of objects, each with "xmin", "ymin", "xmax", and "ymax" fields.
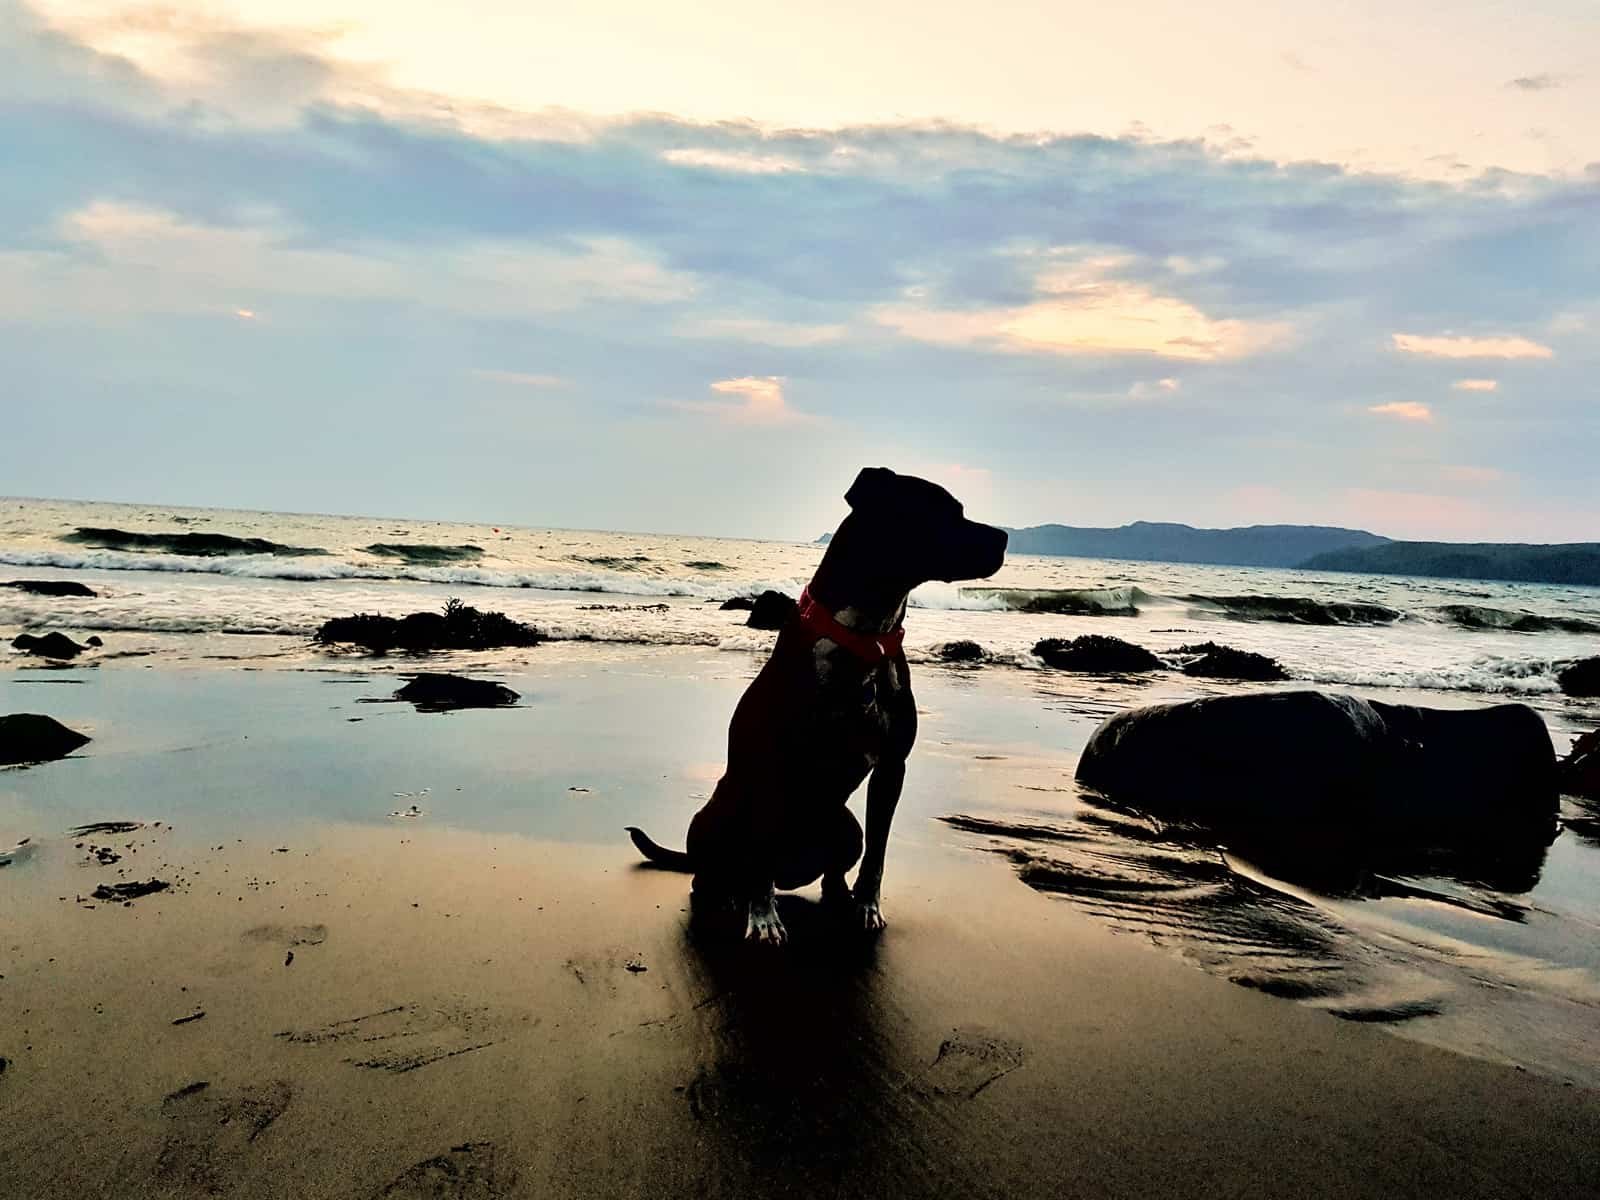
[
  {"xmin": 1183, "ymin": 594, "xmax": 1401, "ymax": 626},
  {"xmin": 1301, "ymin": 655, "xmax": 1565, "ymax": 695},
  {"xmin": 63, "ymin": 526, "xmax": 325, "ymax": 557},
  {"xmin": 1431, "ymin": 604, "xmax": 1600, "ymax": 635},
  {"xmin": 959, "ymin": 585, "xmax": 1150, "ymax": 615},
  {"xmin": 364, "ymin": 543, "xmax": 485, "ymax": 565}
]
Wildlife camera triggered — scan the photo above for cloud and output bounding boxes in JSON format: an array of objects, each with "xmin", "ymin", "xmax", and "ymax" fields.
[
  {"xmin": 877, "ymin": 256, "xmax": 1288, "ymax": 362},
  {"xmin": 1506, "ymin": 74, "xmax": 1563, "ymax": 91},
  {"xmin": 1451, "ymin": 378, "xmax": 1499, "ymax": 391},
  {"xmin": 1391, "ymin": 333, "xmax": 1553, "ymax": 360},
  {"xmin": 1438, "ymin": 465, "xmax": 1506, "ymax": 484},
  {"xmin": 661, "ymin": 148, "xmax": 804, "ymax": 174},
  {"xmin": 0, "ymin": 201, "xmax": 695, "ymax": 322},
  {"xmin": 1128, "ymin": 377, "xmax": 1181, "ymax": 399},
  {"xmin": 1368, "ymin": 401, "xmax": 1434, "ymax": 422},
  {"xmin": 469, "ymin": 369, "xmax": 568, "ymax": 388},
  {"xmin": 674, "ymin": 316, "xmax": 847, "ymax": 347},
  {"xmin": 672, "ymin": 376, "xmax": 811, "ymax": 425}
]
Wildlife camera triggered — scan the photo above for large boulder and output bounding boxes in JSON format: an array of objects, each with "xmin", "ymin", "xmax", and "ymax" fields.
[
  {"xmin": 1076, "ymin": 691, "xmax": 1557, "ymax": 867},
  {"xmin": 394, "ymin": 673, "xmax": 519, "ymax": 711},
  {"xmin": 1558, "ymin": 657, "xmax": 1600, "ymax": 697},
  {"xmin": 11, "ymin": 632, "xmax": 91, "ymax": 659},
  {"xmin": 1034, "ymin": 635, "xmax": 1162, "ymax": 673},
  {"xmin": 0, "ymin": 714, "xmax": 91, "ymax": 765},
  {"xmin": 745, "ymin": 590, "xmax": 798, "ymax": 631}
]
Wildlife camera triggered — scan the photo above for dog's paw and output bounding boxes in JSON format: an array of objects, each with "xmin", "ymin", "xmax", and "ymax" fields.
[
  {"xmin": 744, "ymin": 899, "xmax": 788, "ymax": 946},
  {"xmin": 855, "ymin": 894, "xmax": 887, "ymax": 932}
]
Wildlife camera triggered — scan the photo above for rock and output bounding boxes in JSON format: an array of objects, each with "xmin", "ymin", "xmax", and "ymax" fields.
[
  {"xmin": 1558, "ymin": 657, "xmax": 1600, "ymax": 697},
  {"xmin": 0, "ymin": 714, "xmax": 91, "ymax": 765},
  {"xmin": 718, "ymin": 597, "xmax": 755, "ymax": 611},
  {"xmin": 11, "ymin": 632, "xmax": 90, "ymax": 659},
  {"xmin": 745, "ymin": 590, "xmax": 798, "ymax": 631},
  {"xmin": 314, "ymin": 599, "xmax": 543, "ymax": 654},
  {"xmin": 90, "ymin": 879, "xmax": 169, "ymax": 902},
  {"xmin": 935, "ymin": 640, "xmax": 987, "ymax": 663},
  {"xmin": 1561, "ymin": 729, "xmax": 1600, "ymax": 799},
  {"xmin": 1177, "ymin": 643, "xmax": 1289, "ymax": 681},
  {"xmin": 1033, "ymin": 635, "xmax": 1162, "ymax": 672},
  {"xmin": 394, "ymin": 673, "xmax": 519, "ymax": 711},
  {"xmin": 1076, "ymin": 691, "xmax": 1558, "ymax": 865},
  {"xmin": 86, "ymin": 636, "xmax": 103, "ymax": 647},
  {"xmin": 2, "ymin": 580, "xmax": 97, "ymax": 597}
]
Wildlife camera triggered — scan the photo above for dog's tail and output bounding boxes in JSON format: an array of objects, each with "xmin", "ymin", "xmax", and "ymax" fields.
[{"xmin": 625, "ymin": 826, "xmax": 694, "ymax": 872}]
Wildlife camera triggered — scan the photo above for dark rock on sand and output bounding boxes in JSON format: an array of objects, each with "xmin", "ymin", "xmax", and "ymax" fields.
[
  {"xmin": 1033, "ymin": 635, "xmax": 1162, "ymax": 673},
  {"xmin": 1076, "ymin": 691, "xmax": 1558, "ymax": 862},
  {"xmin": 63, "ymin": 527, "xmax": 324, "ymax": 557},
  {"xmin": 718, "ymin": 596, "xmax": 755, "ymax": 611},
  {"xmin": 11, "ymin": 632, "xmax": 91, "ymax": 659},
  {"xmin": 1558, "ymin": 657, "xmax": 1600, "ymax": 697},
  {"xmin": 91, "ymin": 879, "xmax": 169, "ymax": 902},
  {"xmin": 1176, "ymin": 643, "xmax": 1289, "ymax": 681},
  {"xmin": 315, "ymin": 599, "xmax": 543, "ymax": 654},
  {"xmin": 0, "ymin": 713, "xmax": 91, "ymax": 765},
  {"xmin": 1561, "ymin": 730, "xmax": 1600, "ymax": 799},
  {"xmin": 394, "ymin": 673, "xmax": 519, "ymax": 711},
  {"xmin": 2, "ymin": 579, "xmax": 97, "ymax": 597},
  {"xmin": 935, "ymin": 640, "xmax": 988, "ymax": 663},
  {"xmin": 745, "ymin": 590, "xmax": 798, "ymax": 630}
]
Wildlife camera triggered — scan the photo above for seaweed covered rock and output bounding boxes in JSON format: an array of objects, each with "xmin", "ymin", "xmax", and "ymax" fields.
[
  {"xmin": 1033, "ymin": 635, "xmax": 1162, "ymax": 673},
  {"xmin": 744, "ymin": 590, "xmax": 798, "ymax": 631},
  {"xmin": 0, "ymin": 713, "xmax": 91, "ymax": 765},
  {"xmin": 934, "ymin": 640, "xmax": 987, "ymax": 663},
  {"xmin": 11, "ymin": 632, "xmax": 91, "ymax": 659},
  {"xmin": 1176, "ymin": 643, "xmax": 1289, "ymax": 681},
  {"xmin": 1558, "ymin": 657, "xmax": 1600, "ymax": 697},
  {"xmin": 314, "ymin": 599, "xmax": 543, "ymax": 654},
  {"xmin": 394, "ymin": 673, "xmax": 519, "ymax": 711},
  {"xmin": 3, "ymin": 580, "xmax": 97, "ymax": 597}
]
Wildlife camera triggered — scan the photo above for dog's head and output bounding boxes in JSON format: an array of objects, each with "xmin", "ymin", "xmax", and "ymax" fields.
[{"xmin": 839, "ymin": 467, "xmax": 1008, "ymax": 588}]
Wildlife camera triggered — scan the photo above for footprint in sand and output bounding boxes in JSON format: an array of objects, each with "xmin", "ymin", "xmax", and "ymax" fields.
[
  {"xmin": 915, "ymin": 1028, "xmax": 1025, "ymax": 1099},
  {"xmin": 276, "ymin": 1002, "xmax": 524, "ymax": 1073},
  {"xmin": 241, "ymin": 923, "xmax": 329, "ymax": 948},
  {"xmin": 156, "ymin": 1079, "xmax": 292, "ymax": 1193},
  {"xmin": 371, "ymin": 1141, "xmax": 517, "ymax": 1199}
]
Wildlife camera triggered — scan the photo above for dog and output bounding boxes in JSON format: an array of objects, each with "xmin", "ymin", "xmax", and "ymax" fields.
[{"xmin": 627, "ymin": 467, "xmax": 1008, "ymax": 943}]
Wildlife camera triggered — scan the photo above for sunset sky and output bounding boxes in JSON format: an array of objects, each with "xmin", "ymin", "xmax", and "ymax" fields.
[{"xmin": 3, "ymin": 0, "xmax": 1597, "ymax": 540}]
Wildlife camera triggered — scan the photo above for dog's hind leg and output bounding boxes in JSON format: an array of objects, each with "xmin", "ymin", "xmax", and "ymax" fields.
[{"xmin": 821, "ymin": 807, "xmax": 865, "ymax": 905}]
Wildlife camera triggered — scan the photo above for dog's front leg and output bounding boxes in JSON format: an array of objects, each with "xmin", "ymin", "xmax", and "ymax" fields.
[{"xmin": 853, "ymin": 757, "xmax": 904, "ymax": 931}]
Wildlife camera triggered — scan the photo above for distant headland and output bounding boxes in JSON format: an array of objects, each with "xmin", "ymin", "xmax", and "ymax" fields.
[{"xmin": 818, "ymin": 521, "xmax": 1600, "ymax": 586}]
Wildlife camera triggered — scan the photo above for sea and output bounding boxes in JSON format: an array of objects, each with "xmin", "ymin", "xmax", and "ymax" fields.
[{"xmin": 5, "ymin": 495, "xmax": 1600, "ymax": 1085}]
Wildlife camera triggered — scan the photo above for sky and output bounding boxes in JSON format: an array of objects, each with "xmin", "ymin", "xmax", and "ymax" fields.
[{"xmin": 2, "ymin": 0, "xmax": 1597, "ymax": 542}]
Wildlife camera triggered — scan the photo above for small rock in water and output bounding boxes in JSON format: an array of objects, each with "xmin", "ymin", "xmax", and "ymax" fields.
[
  {"xmin": 1558, "ymin": 657, "xmax": 1600, "ymax": 698},
  {"xmin": 0, "ymin": 714, "xmax": 91, "ymax": 766},
  {"xmin": 743, "ymin": 591, "xmax": 798, "ymax": 630},
  {"xmin": 1033, "ymin": 635, "xmax": 1162, "ymax": 673},
  {"xmin": 11, "ymin": 632, "xmax": 91, "ymax": 660},
  {"xmin": 90, "ymin": 879, "xmax": 169, "ymax": 903},
  {"xmin": 394, "ymin": 673, "xmax": 518, "ymax": 711},
  {"xmin": 935, "ymin": 640, "xmax": 987, "ymax": 663}
]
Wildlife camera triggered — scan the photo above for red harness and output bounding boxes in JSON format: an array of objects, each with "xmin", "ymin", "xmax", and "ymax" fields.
[{"xmin": 796, "ymin": 587, "xmax": 905, "ymax": 665}]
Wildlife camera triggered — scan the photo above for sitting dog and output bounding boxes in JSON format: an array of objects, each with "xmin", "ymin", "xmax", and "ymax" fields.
[{"xmin": 627, "ymin": 468, "xmax": 1008, "ymax": 943}]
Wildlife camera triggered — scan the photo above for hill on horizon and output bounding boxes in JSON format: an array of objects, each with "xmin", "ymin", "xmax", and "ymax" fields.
[{"xmin": 1000, "ymin": 520, "xmax": 1390, "ymax": 569}]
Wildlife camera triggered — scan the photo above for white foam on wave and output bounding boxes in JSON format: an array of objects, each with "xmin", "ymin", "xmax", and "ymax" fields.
[
  {"xmin": 1300, "ymin": 656, "xmax": 1565, "ymax": 695},
  {"xmin": 0, "ymin": 547, "xmax": 805, "ymax": 602}
]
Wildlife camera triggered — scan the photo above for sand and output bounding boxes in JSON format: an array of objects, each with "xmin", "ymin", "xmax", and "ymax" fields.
[{"xmin": 3, "ymin": 649, "xmax": 1599, "ymax": 1198}]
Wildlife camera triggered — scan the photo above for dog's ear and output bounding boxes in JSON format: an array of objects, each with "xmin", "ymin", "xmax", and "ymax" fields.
[{"xmin": 845, "ymin": 467, "xmax": 896, "ymax": 510}]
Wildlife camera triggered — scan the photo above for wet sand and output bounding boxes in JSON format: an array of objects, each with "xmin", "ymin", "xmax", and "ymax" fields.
[{"xmin": 3, "ymin": 650, "xmax": 1599, "ymax": 1197}]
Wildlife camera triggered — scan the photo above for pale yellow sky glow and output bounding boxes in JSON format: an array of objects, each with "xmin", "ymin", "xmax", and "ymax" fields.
[
  {"xmin": 1392, "ymin": 333, "xmax": 1554, "ymax": 359},
  {"xmin": 29, "ymin": 0, "xmax": 1600, "ymax": 177}
]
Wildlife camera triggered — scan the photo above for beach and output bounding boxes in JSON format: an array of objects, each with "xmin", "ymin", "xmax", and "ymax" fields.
[{"xmin": 5, "ymin": 499, "xmax": 1600, "ymax": 1197}]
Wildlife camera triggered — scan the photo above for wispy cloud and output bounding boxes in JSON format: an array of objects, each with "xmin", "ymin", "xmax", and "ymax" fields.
[
  {"xmin": 1369, "ymin": 401, "xmax": 1434, "ymax": 422},
  {"xmin": 1391, "ymin": 333, "xmax": 1553, "ymax": 360},
  {"xmin": 469, "ymin": 369, "xmax": 568, "ymax": 388},
  {"xmin": 672, "ymin": 376, "xmax": 811, "ymax": 425},
  {"xmin": 674, "ymin": 316, "xmax": 847, "ymax": 347},
  {"xmin": 1128, "ymin": 378, "xmax": 1181, "ymax": 399},
  {"xmin": 878, "ymin": 257, "xmax": 1287, "ymax": 362},
  {"xmin": 1451, "ymin": 378, "xmax": 1499, "ymax": 392},
  {"xmin": 1506, "ymin": 74, "xmax": 1564, "ymax": 91},
  {"xmin": 661, "ymin": 148, "xmax": 805, "ymax": 174}
]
